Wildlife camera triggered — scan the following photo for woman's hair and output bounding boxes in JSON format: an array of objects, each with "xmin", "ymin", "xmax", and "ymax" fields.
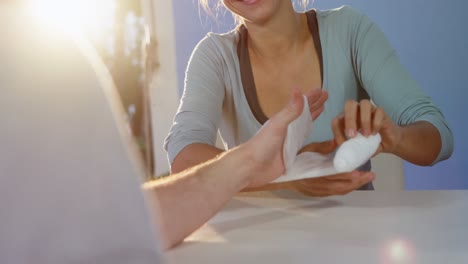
[{"xmin": 199, "ymin": 0, "xmax": 311, "ymax": 24}]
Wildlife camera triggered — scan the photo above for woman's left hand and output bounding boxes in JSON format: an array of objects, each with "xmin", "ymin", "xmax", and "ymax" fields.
[{"xmin": 332, "ymin": 99, "xmax": 402, "ymax": 155}]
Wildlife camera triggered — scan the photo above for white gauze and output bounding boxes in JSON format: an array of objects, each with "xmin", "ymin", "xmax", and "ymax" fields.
[
  {"xmin": 272, "ymin": 96, "xmax": 381, "ymax": 183},
  {"xmin": 281, "ymin": 96, "xmax": 313, "ymax": 170}
]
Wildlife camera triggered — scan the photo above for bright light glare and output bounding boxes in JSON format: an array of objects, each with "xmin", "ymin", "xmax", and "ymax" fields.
[
  {"xmin": 28, "ymin": 0, "xmax": 115, "ymax": 37},
  {"xmin": 380, "ymin": 238, "xmax": 417, "ymax": 264},
  {"xmin": 389, "ymin": 240, "xmax": 406, "ymax": 261}
]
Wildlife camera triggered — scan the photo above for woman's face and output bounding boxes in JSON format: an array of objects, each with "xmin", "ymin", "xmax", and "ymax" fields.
[{"xmin": 222, "ymin": 0, "xmax": 285, "ymax": 25}]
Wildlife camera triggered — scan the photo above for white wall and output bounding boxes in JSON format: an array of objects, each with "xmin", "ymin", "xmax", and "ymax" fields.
[{"xmin": 141, "ymin": 0, "xmax": 179, "ymax": 176}]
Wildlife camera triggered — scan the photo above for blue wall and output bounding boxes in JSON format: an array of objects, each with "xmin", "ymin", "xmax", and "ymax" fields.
[{"xmin": 172, "ymin": 0, "xmax": 467, "ymax": 190}]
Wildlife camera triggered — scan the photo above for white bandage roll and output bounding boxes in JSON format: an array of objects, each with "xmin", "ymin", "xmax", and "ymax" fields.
[{"xmin": 333, "ymin": 133, "xmax": 382, "ymax": 173}]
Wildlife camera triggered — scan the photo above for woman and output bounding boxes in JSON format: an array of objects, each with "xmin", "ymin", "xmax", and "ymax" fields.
[{"xmin": 165, "ymin": 0, "xmax": 453, "ymax": 196}]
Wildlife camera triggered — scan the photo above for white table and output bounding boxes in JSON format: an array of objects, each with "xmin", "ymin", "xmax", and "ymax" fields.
[{"xmin": 167, "ymin": 190, "xmax": 468, "ymax": 263}]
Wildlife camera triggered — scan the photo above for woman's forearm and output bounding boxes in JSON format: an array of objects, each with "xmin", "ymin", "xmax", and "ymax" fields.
[
  {"xmin": 390, "ymin": 121, "xmax": 441, "ymax": 166},
  {"xmin": 171, "ymin": 143, "xmax": 224, "ymax": 174}
]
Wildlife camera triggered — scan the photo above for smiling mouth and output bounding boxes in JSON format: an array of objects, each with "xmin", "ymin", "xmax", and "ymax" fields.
[{"xmin": 238, "ymin": 0, "xmax": 259, "ymax": 5}]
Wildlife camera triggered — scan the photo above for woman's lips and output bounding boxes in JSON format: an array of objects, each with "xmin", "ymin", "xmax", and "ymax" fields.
[{"xmin": 240, "ymin": 0, "xmax": 259, "ymax": 5}]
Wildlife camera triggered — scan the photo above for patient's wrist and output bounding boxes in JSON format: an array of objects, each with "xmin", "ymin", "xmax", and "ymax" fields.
[{"xmin": 219, "ymin": 145, "xmax": 258, "ymax": 191}]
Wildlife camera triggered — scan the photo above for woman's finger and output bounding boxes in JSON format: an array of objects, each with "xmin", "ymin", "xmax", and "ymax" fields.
[
  {"xmin": 308, "ymin": 89, "xmax": 328, "ymax": 110},
  {"xmin": 352, "ymin": 171, "xmax": 376, "ymax": 189},
  {"xmin": 306, "ymin": 89, "xmax": 328, "ymax": 120},
  {"xmin": 372, "ymin": 107, "xmax": 385, "ymax": 135},
  {"xmin": 359, "ymin": 99, "xmax": 373, "ymax": 136},
  {"xmin": 331, "ymin": 114, "xmax": 347, "ymax": 145},
  {"xmin": 344, "ymin": 100, "xmax": 359, "ymax": 138},
  {"xmin": 305, "ymin": 88, "xmax": 322, "ymax": 106}
]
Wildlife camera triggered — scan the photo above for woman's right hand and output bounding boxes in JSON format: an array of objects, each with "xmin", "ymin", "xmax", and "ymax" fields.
[{"xmin": 305, "ymin": 88, "xmax": 328, "ymax": 121}]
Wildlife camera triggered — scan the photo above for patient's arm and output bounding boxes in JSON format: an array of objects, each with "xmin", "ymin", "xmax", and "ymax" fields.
[
  {"xmin": 143, "ymin": 89, "xmax": 306, "ymax": 250},
  {"xmin": 144, "ymin": 146, "xmax": 256, "ymax": 249}
]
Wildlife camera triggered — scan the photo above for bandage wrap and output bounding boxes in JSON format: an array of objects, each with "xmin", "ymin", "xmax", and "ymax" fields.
[
  {"xmin": 333, "ymin": 133, "xmax": 381, "ymax": 173},
  {"xmin": 275, "ymin": 96, "xmax": 381, "ymax": 183}
]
